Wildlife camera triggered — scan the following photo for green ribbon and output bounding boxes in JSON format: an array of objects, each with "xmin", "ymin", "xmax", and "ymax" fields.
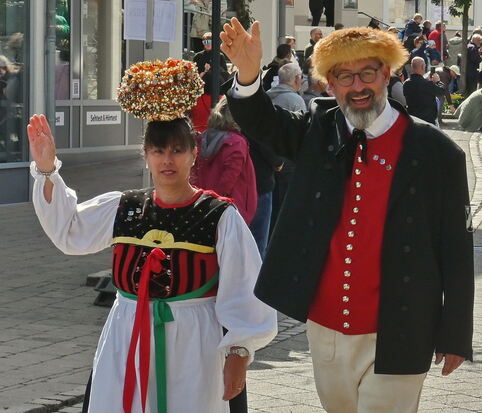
[{"xmin": 119, "ymin": 272, "xmax": 219, "ymax": 413}]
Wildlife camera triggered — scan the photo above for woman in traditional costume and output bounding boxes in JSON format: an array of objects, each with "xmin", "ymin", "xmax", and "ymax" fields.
[{"xmin": 27, "ymin": 58, "xmax": 277, "ymax": 413}]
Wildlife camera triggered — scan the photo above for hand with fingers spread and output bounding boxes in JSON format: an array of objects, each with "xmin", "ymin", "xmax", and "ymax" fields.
[
  {"xmin": 27, "ymin": 114, "xmax": 57, "ymax": 173},
  {"xmin": 220, "ymin": 17, "xmax": 262, "ymax": 85},
  {"xmin": 435, "ymin": 353, "xmax": 465, "ymax": 376}
]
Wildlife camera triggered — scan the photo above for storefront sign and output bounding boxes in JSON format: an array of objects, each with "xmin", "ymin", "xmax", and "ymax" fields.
[
  {"xmin": 55, "ymin": 112, "xmax": 65, "ymax": 126},
  {"xmin": 86, "ymin": 111, "xmax": 122, "ymax": 125}
]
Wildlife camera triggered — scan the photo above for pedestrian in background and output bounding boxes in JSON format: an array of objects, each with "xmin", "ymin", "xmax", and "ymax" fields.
[
  {"xmin": 262, "ymin": 43, "xmax": 292, "ymax": 91},
  {"xmin": 435, "ymin": 64, "xmax": 460, "ymax": 117},
  {"xmin": 221, "ymin": 19, "xmax": 473, "ymax": 412},
  {"xmin": 404, "ymin": 13, "xmax": 423, "ymax": 38},
  {"xmin": 302, "ymin": 72, "xmax": 331, "ymax": 108},
  {"xmin": 285, "ymin": 35, "xmax": 300, "ymax": 65},
  {"xmin": 426, "ymin": 39, "xmax": 442, "ymax": 66},
  {"xmin": 465, "ymin": 33, "xmax": 481, "ymax": 96},
  {"xmin": 446, "ymin": 31, "xmax": 463, "ymax": 67},
  {"xmin": 304, "ymin": 27, "xmax": 323, "ymax": 60},
  {"xmin": 190, "ymin": 32, "xmax": 229, "ymax": 132},
  {"xmin": 422, "ymin": 20, "xmax": 432, "ymax": 38},
  {"xmin": 409, "ymin": 36, "xmax": 428, "ymax": 67},
  {"xmin": 403, "ymin": 56, "xmax": 445, "ymax": 125},
  {"xmin": 309, "ymin": 0, "xmax": 325, "ymax": 27},
  {"xmin": 192, "ymin": 97, "xmax": 258, "ymax": 225},
  {"xmin": 403, "ymin": 13, "xmax": 423, "ymax": 51},
  {"xmin": 266, "ymin": 62, "xmax": 306, "ymax": 112},
  {"xmin": 387, "ymin": 68, "xmax": 407, "ymax": 107},
  {"xmin": 455, "ymin": 88, "xmax": 482, "ymax": 132},
  {"xmin": 428, "ymin": 21, "xmax": 448, "ymax": 61}
]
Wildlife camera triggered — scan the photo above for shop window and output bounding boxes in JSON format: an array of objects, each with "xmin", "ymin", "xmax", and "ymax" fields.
[
  {"xmin": 0, "ymin": 0, "xmax": 28, "ymax": 163},
  {"xmin": 83, "ymin": 0, "xmax": 123, "ymax": 100},
  {"xmin": 55, "ymin": 0, "xmax": 71, "ymax": 100}
]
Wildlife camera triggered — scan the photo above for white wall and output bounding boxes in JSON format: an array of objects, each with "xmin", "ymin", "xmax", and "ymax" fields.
[{"xmin": 250, "ymin": 0, "xmax": 278, "ymax": 65}]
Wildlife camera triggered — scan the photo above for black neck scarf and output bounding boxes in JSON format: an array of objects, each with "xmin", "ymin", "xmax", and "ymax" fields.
[{"xmin": 346, "ymin": 128, "xmax": 368, "ymax": 173}]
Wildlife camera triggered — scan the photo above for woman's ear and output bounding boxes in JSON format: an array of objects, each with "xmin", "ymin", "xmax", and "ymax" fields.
[{"xmin": 192, "ymin": 146, "xmax": 198, "ymax": 165}]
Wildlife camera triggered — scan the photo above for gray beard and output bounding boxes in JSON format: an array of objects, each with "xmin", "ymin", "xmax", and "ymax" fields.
[{"xmin": 339, "ymin": 88, "xmax": 387, "ymax": 130}]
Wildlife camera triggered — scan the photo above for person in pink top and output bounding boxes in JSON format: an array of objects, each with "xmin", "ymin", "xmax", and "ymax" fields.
[{"xmin": 192, "ymin": 97, "xmax": 258, "ymax": 224}]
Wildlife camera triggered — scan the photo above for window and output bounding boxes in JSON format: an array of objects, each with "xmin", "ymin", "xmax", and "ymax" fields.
[
  {"xmin": 0, "ymin": 0, "xmax": 28, "ymax": 163},
  {"xmin": 83, "ymin": 0, "xmax": 123, "ymax": 100},
  {"xmin": 55, "ymin": 0, "xmax": 71, "ymax": 99}
]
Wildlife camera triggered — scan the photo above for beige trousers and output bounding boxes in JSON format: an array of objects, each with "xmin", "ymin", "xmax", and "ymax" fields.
[{"xmin": 306, "ymin": 320, "xmax": 427, "ymax": 413}]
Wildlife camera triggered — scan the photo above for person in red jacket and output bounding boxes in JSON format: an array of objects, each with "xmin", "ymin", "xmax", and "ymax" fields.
[
  {"xmin": 428, "ymin": 21, "xmax": 448, "ymax": 61},
  {"xmin": 192, "ymin": 97, "xmax": 257, "ymax": 224}
]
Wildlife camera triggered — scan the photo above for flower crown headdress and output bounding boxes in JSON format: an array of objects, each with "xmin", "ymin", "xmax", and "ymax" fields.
[{"xmin": 117, "ymin": 58, "xmax": 204, "ymax": 122}]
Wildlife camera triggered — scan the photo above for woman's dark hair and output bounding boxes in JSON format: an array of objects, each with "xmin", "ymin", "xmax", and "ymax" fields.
[
  {"xmin": 144, "ymin": 117, "xmax": 196, "ymax": 152},
  {"xmin": 207, "ymin": 97, "xmax": 240, "ymax": 132},
  {"xmin": 276, "ymin": 43, "xmax": 292, "ymax": 59}
]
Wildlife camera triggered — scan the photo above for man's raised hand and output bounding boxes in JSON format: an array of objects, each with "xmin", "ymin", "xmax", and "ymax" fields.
[{"xmin": 220, "ymin": 17, "xmax": 262, "ymax": 85}]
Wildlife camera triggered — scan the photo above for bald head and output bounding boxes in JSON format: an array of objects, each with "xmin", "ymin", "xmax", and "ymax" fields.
[{"xmin": 411, "ymin": 57, "xmax": 426, "ymax": 75}]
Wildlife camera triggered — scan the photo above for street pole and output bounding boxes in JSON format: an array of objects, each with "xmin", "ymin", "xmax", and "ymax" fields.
[
  {"xmin": 440, "ymin": 0, "xmax": 444, "ymax": 62},
  {"xmin": 145, "ymin": 0, "xmax": 154, "ymax": 50},
  {"xmin": 142, "ymin": 0, "xmax": 155, "ymax": 189},
  {"xmin": 415, "ymin": 0, "xmax": 419, "ymax": 13},
  {"xmin": 278, "ymin": 0, "xmax": 286, "ymax": 46},
  {"xmin": 45, "ymin": 0, "xmax": 56, "ymax": 129},
  {"xmin": 211, "ymin": 0, "xmax": 221, "ymax": 107}
]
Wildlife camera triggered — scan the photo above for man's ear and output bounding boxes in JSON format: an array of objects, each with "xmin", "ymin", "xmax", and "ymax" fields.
[{"xmin": 383, "ymin": 65, "xmax": 392, "ymax": 85}]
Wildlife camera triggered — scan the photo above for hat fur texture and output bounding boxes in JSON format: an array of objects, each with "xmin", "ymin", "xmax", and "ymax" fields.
[{"xmin": 311, "ymin": 27, "xmax": 409, "ymax": 82}]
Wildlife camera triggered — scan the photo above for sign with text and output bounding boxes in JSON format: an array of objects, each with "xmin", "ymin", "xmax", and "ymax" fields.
[
  {"xmin": 86, "ymin": 111, "xmax": 122, "ymax": 126},
  {"xmin": 55, "ymin": 112, "xmax": 65, "ymax": 126},
  {"xmin": 124, "ymin": 0, "xmax": 177, "ymax": 43}
]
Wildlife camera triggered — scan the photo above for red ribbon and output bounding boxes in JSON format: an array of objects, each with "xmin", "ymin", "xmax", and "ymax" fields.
[{"xmin": 123, "ymin": 248, "xmax": 166, "ymax": 413}]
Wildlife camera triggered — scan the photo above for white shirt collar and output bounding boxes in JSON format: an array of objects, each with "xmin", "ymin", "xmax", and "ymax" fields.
[{"xmin": 345, "ymin": 100, "xmax": 400, "ymax": 139}]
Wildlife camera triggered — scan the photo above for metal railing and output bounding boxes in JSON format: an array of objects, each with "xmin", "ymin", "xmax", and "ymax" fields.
[{"xmin": 357, "ymin": 11, "xmax": 393, "ymax": 30}]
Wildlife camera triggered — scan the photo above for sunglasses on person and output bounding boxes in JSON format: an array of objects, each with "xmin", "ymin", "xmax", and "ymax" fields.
[{"xmin": 202, "ymin": 39, "xmax": 212, "ymax": 45}]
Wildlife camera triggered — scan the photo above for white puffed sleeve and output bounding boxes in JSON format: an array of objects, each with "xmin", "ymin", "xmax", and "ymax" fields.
[
  {"xmin": 214, "ymin": 205, "xmax": 277, "ymax": 361},
  {"xmin": 31, "ymin": 160, "xmax": 121, "ymax": 255}
]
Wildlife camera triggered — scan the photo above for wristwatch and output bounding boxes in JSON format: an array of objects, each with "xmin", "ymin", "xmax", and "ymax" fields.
[{"xmin": 227, "ymin": 347, "xmax": 250, "ymax": 358}]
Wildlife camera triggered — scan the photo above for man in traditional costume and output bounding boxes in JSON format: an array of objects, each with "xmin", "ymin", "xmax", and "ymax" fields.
[
  {"xmin": 27, "ymin": 58, "xmax": 277, "ymax": 413},
  {"xmin": 221, "ymin": 19, "xmax": 474, "ymax": 413}
]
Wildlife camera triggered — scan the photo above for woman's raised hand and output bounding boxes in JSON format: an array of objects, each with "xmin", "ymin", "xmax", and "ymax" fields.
[
  {"xmin": 27, "ymin": 114, "xmax": 56, "ymax": 173},
  {"xmin": 220, "ymin": 17, "xmax": 262, "ymax": 85}
]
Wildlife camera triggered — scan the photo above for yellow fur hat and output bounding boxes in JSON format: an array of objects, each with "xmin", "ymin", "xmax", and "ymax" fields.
[{"xmin": 311, "ymin": 27, "xmax": 409, "ymax": 82}]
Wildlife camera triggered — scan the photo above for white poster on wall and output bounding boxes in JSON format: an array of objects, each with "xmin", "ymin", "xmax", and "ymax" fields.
[
  {"xmin": 86, "ymin": 111, "xmax": 122, "ymax": 126},
  {"xmin": 55, "ymin": 112, "xmax": 65, "ymax": 127},
  {"xmin": 124, "ymin": 0, "xmax": 177, "ymax": 43}
]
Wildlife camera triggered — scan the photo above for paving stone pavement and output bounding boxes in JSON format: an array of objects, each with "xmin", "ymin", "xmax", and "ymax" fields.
[{"xmin": 0, "ymin": 124, "xmax": 481, "ymax": 413}]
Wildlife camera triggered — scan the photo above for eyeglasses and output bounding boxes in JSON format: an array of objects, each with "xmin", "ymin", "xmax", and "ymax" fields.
[
  {"xmin": 202, "ymin": 39, "xmax": 212, "ymax": 45},
  {"xmin": 334, "ymin": 67, "xmax": 381, "ymax": 87}
]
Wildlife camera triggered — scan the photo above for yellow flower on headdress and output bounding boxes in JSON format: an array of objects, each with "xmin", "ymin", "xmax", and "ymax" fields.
[{"xmin": 117, "ymin": 58, "xmax": 205, "ymax": 122}]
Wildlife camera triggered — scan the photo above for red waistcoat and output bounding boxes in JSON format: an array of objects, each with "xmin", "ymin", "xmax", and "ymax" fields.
[{"xmin": 308, "ymin": 113, "xmax": 408, "ymax": 334}]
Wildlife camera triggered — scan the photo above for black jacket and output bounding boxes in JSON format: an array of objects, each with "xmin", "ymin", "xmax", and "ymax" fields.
[
  {"xmin": 227, "ymin": 86, "xmax": 474, "ymax": 375},
  {"xmin": 247, "ymin": 139, "xmax": 283, "ymax": 195},
  {"xmin": 404, "ymin": 20, "xmax": 422, "ymax": 38},
  {"xmin": 467, "ymin": 42, "xmax": 482, "ymax": 81},
  {"xmin": 403, "ymin": 73, "xmax": 445, "ymax": 124},
  {"xmin": 192, "ymin": 50, "xmax": 229, "ymax": 92}
]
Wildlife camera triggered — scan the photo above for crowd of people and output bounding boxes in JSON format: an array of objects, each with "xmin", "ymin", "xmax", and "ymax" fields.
[{"xmin": 26, "ymin": 10, "xmax": 479, "ymax": 413}]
